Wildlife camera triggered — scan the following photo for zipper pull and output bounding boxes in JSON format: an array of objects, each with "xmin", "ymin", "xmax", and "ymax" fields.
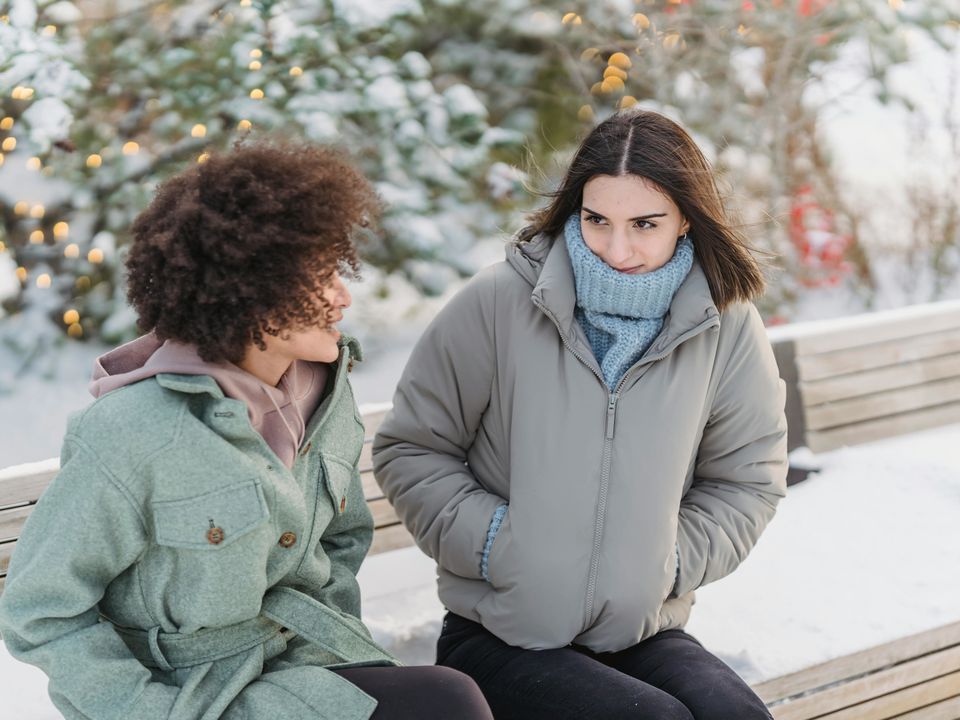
[{"xmin": 606, "ymin": 394, "xmax": 618, "ymax": 439}]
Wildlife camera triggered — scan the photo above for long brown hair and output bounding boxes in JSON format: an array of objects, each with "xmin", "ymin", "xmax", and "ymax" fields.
[{"xmin": 521, "ymin": 110, "xmax": 764, "ymax": 309}]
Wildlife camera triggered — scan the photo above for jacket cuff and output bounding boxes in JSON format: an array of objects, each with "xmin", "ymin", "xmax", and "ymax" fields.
[{"xmin": 480, "ymin": 504, "xmax": 508, "ymax": 582}]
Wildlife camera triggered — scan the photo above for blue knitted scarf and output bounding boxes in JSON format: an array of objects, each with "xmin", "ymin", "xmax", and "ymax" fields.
[{"xmin": 564, "ymin": 214, "xmax": 694, "ymax": 389}]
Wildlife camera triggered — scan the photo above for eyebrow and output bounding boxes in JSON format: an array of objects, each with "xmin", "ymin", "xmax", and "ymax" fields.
[{"xmin": 581, "ymin": 206, "xmax": 668, "ymax": 222}]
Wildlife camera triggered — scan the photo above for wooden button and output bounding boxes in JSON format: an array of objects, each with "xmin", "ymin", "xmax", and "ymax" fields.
[
  {"xmin": 207, "ymin": 527, "xmax": 225, "ymax": 545},
  {"xmin": 300, "ymin": 441, "xmax": 312, "ymax": 457},
  {"xmin": 278, "ymin": 532, "xmax": 297, "ymax": 548},
  {"xmin": 339, "ymin": 496, "xmax": 347, "ymax": 512}
]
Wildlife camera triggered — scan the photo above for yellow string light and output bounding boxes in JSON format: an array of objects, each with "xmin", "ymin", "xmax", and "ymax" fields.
[
  {"xmin": 2, "ymin": 137, "xmax": 16, "ymax": 151},
  {"xmin": 53, "ymin": 221, "xmax": 69, "ymax": 240},
  {"xmin": 601, "ymin": 76, "xmax": 625, "ymax": 93},
  {"xmin": 0, "ymin": 154, "xmax": 4, "ymax": 167},
  {"xmin": 30, "ymin": 204, "xmax": 44, "ymax": 219},
  {"xmin": 41, "ymin": 24, "xmax": 57, "ymax": 36},
  {"xmin": 26, "ymin": 156, "xmax": 41, "ymax": 171},
  {"xmin": 577, "ymin": 105, "xmax": 595, "ymax": 122},
  {"xmin": 75, "ymin": 276, "xmax": 91, "ymax": 290},
  {"xmin": 63, "ymin": 309, "xmax": 80, "ymax": 325},
  {"xmin": 67, "ymin": 322, "xmax": 83, "ymax": 338},
  {"xmin": 888, "ymin": 0, "xmax": 903, "ymax": 8},
  {"xmin": 240, "ymin": 0, "xmax": 252, "ymax": 6},
  {"xmin": 0, "ymin": 116, "xmax": 12, "ymax": 130},
  {"xmin": 0, "ymin": 241, "xmax": 5, "ymax": 252},
  {"xmin": 86, "ymin": 154, "xmax": 102, "ymax": 168},
  {"xmin": 249, "ymin": 88, "xmax": 264, "ymax": 100},
  {"xmin": 16, "ymin": 267, "xmax": 27, "ymax": 282},
  {"xmin": 64, "ymin": 243, "xmax": 80, "ymax": 258},
  {"xmin": 562, "ymin": 13, "xmax": 582, "ymax": 25},
  {"xmin": 248, "ymin": 60, "xmax": 261, "ymax": 70},
  {"xmin": 36, "ymin": 273, "xmax": 52, "ymax": 289},
  {"xmin": 191, "ymin": 124, "xmax": 207, "ymax": 138},
  {"xmin": 738, "ymin": 23, "xmax": 750, "ymax": 36},
  {"xmin": 87, "ymin": 248, "xmax": 104, "ymax": 263},
  {"xmin": 289, "ymin": 66, "xmax": 303, "ymax": 77},
  {"xmin": 590, "ymin": 82, "xmax": 605, "ymax": 96},
  {"xmin": 250, "ymin": 49, "xmax": 262, "ymax": 59},
  {"xmin": 197, "ymin": 152, "xmax": 209, "ymax": 163},
  {"xmin": 663, "ymin": 33, "xmax": 682, "ymax": 49},
  {"xmin": 237, "ymin": 119, "xmax": 252, "ymax": 131},
  {"xmin": 619, "ymin": 96, "xmax": 638, "ymax": 109},
  {"xmin": 580, "ymin": 48, "xmax": 599, "ymax": 62},
  {"xmin": 608, "ymin": 52, "xmax": 632, "ymax": 70},
  {"xmin": 122, "ymin": 141, "xmax": 140, "ymax": 155},
  {"xmin": 604, "ymin": 66, "xmax": 628, "ymax": 81},
  {"xmin": 29, "ymin": 230, "xmax": 44, "ymax": 244},
  {"xmin": 11, "ymin": 87, "xmax": 23, "ymax": 100},
  {"xmin": 14, "ymin": 201, "xmax": 28, "ymax": 215},
  {"xmin": 633, "ymin": 13, "xmax": 650, "ymax": 30}
]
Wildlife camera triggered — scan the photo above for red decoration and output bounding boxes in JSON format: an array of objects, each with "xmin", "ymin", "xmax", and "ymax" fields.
[
  {"xmin": 798, "ymin": 0, "xmax": 830, "ymax": 16},
  {"xmin": 789, "ymin": 185, "xmax": 853, "ymax": 287}
]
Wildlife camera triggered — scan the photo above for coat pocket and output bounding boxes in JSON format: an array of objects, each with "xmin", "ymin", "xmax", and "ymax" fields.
[
  {"xmin": 321, "ymin": 455, "xmax": 355, "ymax": 517},
  {"xmin": 152, "ymin": 479, "xmax": 270, "ymax": 550}
]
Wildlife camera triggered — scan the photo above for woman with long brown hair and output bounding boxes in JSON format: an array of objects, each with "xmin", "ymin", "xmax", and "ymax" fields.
[{"xmin": 373, "ymin": 110, "xmax": 787, "ymax": 719}]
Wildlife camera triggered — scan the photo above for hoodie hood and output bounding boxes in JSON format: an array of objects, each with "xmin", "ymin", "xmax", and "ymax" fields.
[{"xmin": 90, "ymin": 332, "xmax": 328, "ymax": 468}]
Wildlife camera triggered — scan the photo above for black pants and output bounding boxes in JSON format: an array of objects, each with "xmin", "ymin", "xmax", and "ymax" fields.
[
  {"xmin": 333, "ymin": 665, "xmax": 494, "ymax": 720},
  {"xmin": 436, "ymin": 612, "xmax": 773, "ymax": 720}
]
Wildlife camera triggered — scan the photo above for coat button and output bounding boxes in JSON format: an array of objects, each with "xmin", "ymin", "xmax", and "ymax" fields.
[
  {"xmin": 207, "ymin": 527, "xmax": 225, "ymax": 545},
  {"xmin": 347, "ymin": 359, "xmax": 355, "ymax": 372},
  {"xmin": 300, "ymin": 441, "xmax": 312, "ymax": 457},
  {"xmin": 340, "ymin": 496, "xmax": 347, "ymax": 512},
  {"xmin": 278, "ymin": 532, "xmax": 297, "ymax": 548}
]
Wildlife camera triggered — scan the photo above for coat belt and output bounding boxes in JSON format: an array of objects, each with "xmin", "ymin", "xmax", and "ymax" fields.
[{"xmin": 112, "ymin": 586, "xmax": 398, "ymax": 670}]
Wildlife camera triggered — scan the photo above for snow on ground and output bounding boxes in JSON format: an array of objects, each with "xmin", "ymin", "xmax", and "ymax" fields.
[{"xmin": 3, "ymin": 421, "xmax": 959, "ymax": 715}]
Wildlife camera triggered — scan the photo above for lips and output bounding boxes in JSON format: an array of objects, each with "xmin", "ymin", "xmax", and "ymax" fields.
[{"xmin": 613, "ymin": 264, "xmax": 644, "ymax": 274}]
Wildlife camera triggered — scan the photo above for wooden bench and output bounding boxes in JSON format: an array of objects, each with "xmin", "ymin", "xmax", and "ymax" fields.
[{"xmin": 3, "ymin": 300, "xmax": 960, "ymax": 718}]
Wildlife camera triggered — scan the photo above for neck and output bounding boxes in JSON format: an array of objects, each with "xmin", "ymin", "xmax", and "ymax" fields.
[{"xmin": 237, "ymin": 347, "xmax": 292, "ymax": 387}]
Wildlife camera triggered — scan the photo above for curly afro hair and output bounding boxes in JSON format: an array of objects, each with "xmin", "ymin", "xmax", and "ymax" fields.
[{"xmin": 126, "ymin": 140, "xmax": 379, "ymax": 363}]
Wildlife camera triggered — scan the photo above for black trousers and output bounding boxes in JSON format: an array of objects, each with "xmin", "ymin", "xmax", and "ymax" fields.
[
  {"xmin": 436, "ymin": 612, "xmax": 773, "ymax": 720},
  {"xmin": 332, "ymin": 665, "xmax": 494, "ymax": 720}
]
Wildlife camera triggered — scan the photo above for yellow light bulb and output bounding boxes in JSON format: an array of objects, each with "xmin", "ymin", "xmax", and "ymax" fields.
[
  {"xmin": 26, "ymin": 156, "xmax": 41, "ymax": 171},
  {"xmin": 11, "ymin": 87, "xmax": 23, "ymax": 100},
  {"xmin": 249, "ymin": 88, "xmax": 264, "ymax": 100},
  {"xmin": 619, "ymin": 95, "xmax": 638, "ymax": 109},
  {"xmin": 250, "ymin": 49, "xmax": 262, "ymax": 58},
  {"xmin": 237, "ymin": 119, "xmax": 252, "ymax": 131},
  {"xmin": 608, "ymin": 52, "xmax": 632, "ymax": 70},
  {"xmin": 75, "ymin": 276, "xmax": 91, "ymax": 290},
  {"xmin": 122, "ymin": 141, "xmax": 140, "ymax": 155},
  {"xmin": 604, "ymin": 66, "xmax": 628, "ymax": 81},
  {"xmin": 30, "ymin": 230, "xmax": 44, "ymax": 244},
  {"xmin": 663, "ymin": 33, "xmax": 681, "ymax": 49},
  {"xmin": 240, "ymin": 0, "xmax": 252, "ymax": 6},
  {"xmin": 53, "ymin": 221, "xmax": 69, "ymax": 239},
  {"xmin": 633, "ymin": 13, "xmax": 650, "ymax": 30},
  {"xmin": 289, "ymin": 66, "xmax": 303, "ymax": 77},
  {"xmin": 63, "ymin": 309, "xmax": 80, "ymax": 325},
  {"xmin": 20, "ymin": 88, "xmax": 34, "ymax": 100},
  {"xmin": 562, "ymin": 13, "xmax": 582, "ymax": 25},
  {"xmin": 36, "ymin": 273, "xmax": 52, "ymax": 289},
  {"xmin": 0, "ymin": 240, "xmax": 5, "ymax": 252},
  {"xmin": 87, "ymin": 248, "xmax": 104, "ymax": 263},
  {"xmin": 2, "ymin": 137, "xmax": 16, "ymax": 151},
  {"xmin": 16, "ymin": 267, "xmax": 27, "ymax": 282},
  {"xmin": 30, "ymin": 204, "xmax": 44, "ymax": 219},
  {"xmin": 67, "ymin": 322, "xmax": 83, "ymax": 338},
  {"xmin": 86, "ymin": 154, "xmax": 102, "ymax": 168},
  {"xmin": 248, "ymin": 60, "xmax": 261, "ymax": 70},
  {"xmin": 191, "ymin": 124, "xmax": 207, "ymax": 138},
  {"xmin": 601, "ymin": 76, "xmax": 625, "ymax": 93},
  {"xmin": 64, "ymin": 243, "xmax": 80, "ymax": 258},
  {"xmin": 0, "ymin": 116, "xmax": 12, "ymax": 130},
  {"xmin": 14, "ymin": 201, "xmax": 28, "ymax": 215},
  {"xmin": 197, "ymin": 153, "xmax": 210, "ymax": 163},
  {"xmin": 577, "ymin": 105, "xmax": 595, "ymax": 122},
  {"xmin": 0, "ymin": 154, "xmax": 5, "ymax": 167},
  {"xmin": 42, "ymin": 24, "xmax": 57, "ymax": 36},
  {"xmin": 580, "ymin": 48, "xmax": 599, "ymax": 62}
]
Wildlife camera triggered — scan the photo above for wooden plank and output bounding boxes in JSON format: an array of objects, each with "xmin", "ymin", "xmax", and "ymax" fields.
[
  {"xmin": 360, "ymin": 470, "xmax": 383, "ymax": 501},
  {"xmin": 0, "ymin": 540, "xmax": 13, "ymax": 576},
  {"xmin": 771, "ymin": 645, "xmax": 960, "ymax": 720},
  {"xmin": 796, "ymin": 331, "xmax": 960, "ymax": 383},
  {"xmin": 785, "ymin": 307, "xmax": 960, "ymax": 356},
  {"xmin": 368, "ymin": 497, "xmax": 400, "ymax": 529},
  {"xmin": 896, "ymin": 694, "xmax": 960, "ymax": 719},
  {"xmin": 357, "ymin": 409, "xmax": 388, "ymax": 473},
  {"xmin": 806, "ymin": 402, "xmax": 960, "ymax": 453},
  {"xmin": 804, "ymin": 377, "xmax": 960, "ymax": 431},
  {"xmin": 0, "ymin": 504, "xmax": 33, "ymax": 543},
  {"xmin": 812, "ymin": 670, "xmax": 960, "ymax": 720},
  {"xmin": 801, "ymin": 353, "xmax": 960, "ymax": 406},
  {"xmin": 756, "ymin": 621, "xmax": 960, "ymax": 704},
  {"xmin": 368, "ymin": 522, "xmax": 415, "ymax": 556},
  {"xmin": 0, "ymin": 467, "xmax": 58, "ymax": 509}
]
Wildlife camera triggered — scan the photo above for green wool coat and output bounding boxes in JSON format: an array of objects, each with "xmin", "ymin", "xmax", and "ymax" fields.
[{"xmin": 0, "ymin": 338, "xmax": 398, "ymax": 720}]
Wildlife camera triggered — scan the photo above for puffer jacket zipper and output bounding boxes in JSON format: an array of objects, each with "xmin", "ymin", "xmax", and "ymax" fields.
[{"xmin": 532, "ymin": 297, "xmax": 719, "ymax": 627}]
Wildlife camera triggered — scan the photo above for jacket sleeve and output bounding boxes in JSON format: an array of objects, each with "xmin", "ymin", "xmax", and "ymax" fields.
[
  {"xmin": 0, "ymin": 435, "xmax": 180, "ymax": 719},
  {"xmin": 372, "ymin": 268, "xmax": 505, "ymax": 581},
  {"xmin": 673, "ymin": 304, "xmax": 788, "ymax": 598}
]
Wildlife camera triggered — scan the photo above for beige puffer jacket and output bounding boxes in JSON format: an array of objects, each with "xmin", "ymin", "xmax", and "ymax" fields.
[{"xmin": 373, "ymin": 233, "xmax": 787, "ymax": 652}]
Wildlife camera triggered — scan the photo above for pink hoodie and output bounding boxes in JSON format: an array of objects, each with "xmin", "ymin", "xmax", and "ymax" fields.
[{"xmin": 89, "ymin": 332, "xmax": 328, "ymax": 468}]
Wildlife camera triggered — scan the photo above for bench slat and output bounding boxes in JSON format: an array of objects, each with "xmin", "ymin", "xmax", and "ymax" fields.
[
  {"xmin": 0, "ymin": 468, "xmax": 58, "ymax": 509},
  {"xmin": 806, "ymin": 401, "xmax": 960, "ymax": 453},
  {"xmin": 796, "ymin": 332, "xmax": 960, "ymax": 383},
  {"xmin": 368, "ymin": 522, "xmax": 415, "ymax": 556},
  {"xmin": 812, "ymin": 669, "xmax": 960, "ymax": 720},
  {"xmin": 896, "ymin": 693, "xmax": 960, "ymax": 719},
  {"xmin": 800, "ymin": 353, "xmax": 960, "ymax": 406},
  {"xmin": 771, "ymin": 645, "xmax": 960, "ymax": 720},
  {"xmin": 0, "ymin": 505, "xmax": 33, "ymax": 543},
  {"xmin": 804, "ymin": 376, "xmax": 960, "ymax": 431},
  {"xmin": 367, "ymin": 497, "xmax": 400, "ymax": 528},
  {"xmin": 785, "ymin": 307, "xmax": 960, "ymax": 356},
  {"xmin": 755, "ymin": 621, "xmax": 960, "ymax": 703}
]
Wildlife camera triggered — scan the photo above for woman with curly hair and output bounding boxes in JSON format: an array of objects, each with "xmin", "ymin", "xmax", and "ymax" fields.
[{"xmin": 0, "ymin": 142, "xmax": 493, "ymax": 720}]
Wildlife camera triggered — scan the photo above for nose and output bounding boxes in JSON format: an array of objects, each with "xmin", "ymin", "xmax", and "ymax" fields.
[
  {"xmin": 329, "ymin": 271, "xmax": 352, "ymax": 310},
  {"xmin": 606, "ymin": 229, "xmax": 633, "ymax": 266}
]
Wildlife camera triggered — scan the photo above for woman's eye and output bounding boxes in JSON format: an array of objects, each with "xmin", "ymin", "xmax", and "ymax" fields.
[
  {"xmin": 583, "ymin": 214, "xmax": 604, "ymax": 225},
  {"xmin": 634, "ymin": 220, "xmax": 655, "ymax": 230}
]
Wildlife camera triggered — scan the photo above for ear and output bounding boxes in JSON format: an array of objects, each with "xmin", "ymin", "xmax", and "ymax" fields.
[{"xmin": 679, "ymin": 218, "xmax": 690, "ymax": 236}]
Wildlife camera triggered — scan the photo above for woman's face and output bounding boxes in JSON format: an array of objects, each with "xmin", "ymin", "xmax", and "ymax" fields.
[
  {"xmin": 580, "ymin": 174, "xmax": 689, "ymax": 274},
  {"xmin": 270, "ymin": 271, "xmax": 352, "ymax": 364}
]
